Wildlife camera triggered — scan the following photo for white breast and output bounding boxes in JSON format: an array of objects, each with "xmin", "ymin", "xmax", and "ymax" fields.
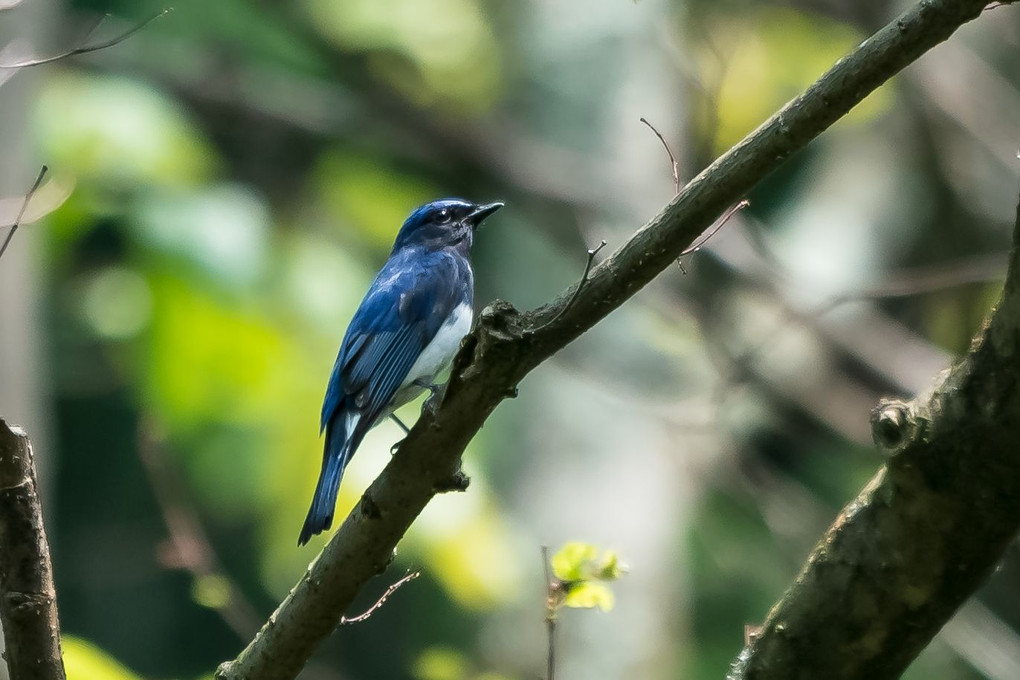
[{"xmin": 393, "ymin": 303, "xmax": 473, "ymax": 407}]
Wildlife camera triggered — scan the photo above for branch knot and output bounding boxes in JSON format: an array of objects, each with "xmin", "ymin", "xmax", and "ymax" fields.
[
  {"xmin": 478, "ymin": 300, "xmax": 522, "ymax": 341},
  {"xmin": 870, "ymin": 399, "xmax": 914, "ymax": 451},
  {"xmin": 433, "ymin": 469, "xmax": 471, "ymax": 494}
]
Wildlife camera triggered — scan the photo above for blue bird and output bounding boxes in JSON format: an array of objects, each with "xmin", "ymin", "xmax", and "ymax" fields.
[{"xmin": 299, "ymin": 198, "xmax": 503, "ymax": 545}]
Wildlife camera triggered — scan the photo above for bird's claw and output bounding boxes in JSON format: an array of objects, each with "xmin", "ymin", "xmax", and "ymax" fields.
[
  {"xmin": 415, "ymin": 380, "xmax": 445, "ymax": 419},
  {"xmin": 391, "ymin": 383, "xmax": 445, "ymax": 454},
  {"xmin": 413, "ymin": 379, "xmax": 442, "ymax": 398},
  {"xmin": 422, "ymin": 396, "xmax": 440, "ymax": 419}
]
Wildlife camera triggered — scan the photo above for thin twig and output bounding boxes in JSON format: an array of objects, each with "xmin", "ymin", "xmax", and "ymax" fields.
[
  {"xmin": 640, "ymin": 119, "xmax": 746, "ymax": 274},
  {"xmin": 542, "ymin": 546, "xmax": 556, "ymax": 680},
  {"xmin": 340, "ymin": 571, "xmax": 420, "ymax": 624},
  {"xmin": 0, "ymin": 165, "xmax": 47, "ymax": 262},
  {"xmin": 681, "ymin": 199, "xmax": 750, "ymax": 257},
  {"xmin": 532, "ymin": 240, "xmax": 607, "ymax": 332},
  {"xmin": 714, "ymin": 249, "xmax": 1010, "ymax": 406},
  {"xmin": 0, "ymin": 8, "xmax": 171, "ymax": 69},
  {"xmin": 674, "ymin": 199, "xmax": 749, "ymax": 275},
  {"xmin": 640, "ymin": 117, "xmax": 681, "ymax": 196},
  {"xmin": 815, "ymin": 252, "xmax": 1008, "ymax": 313}
]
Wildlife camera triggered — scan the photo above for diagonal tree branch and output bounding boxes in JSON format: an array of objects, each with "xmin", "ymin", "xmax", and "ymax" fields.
[
  {"xmin": 729, "ymin": 185, "xmax": 1020, "ymax": 680},
  {"xmin": 215, "ymin": 1, "xmax": 1017, "ymax": 678},
  {"xmin": 0, "ymin": 419, "xmax": 65, "ymax": 680},
  {"xmin": 0, "ymin": 165, "xmax": 47, "ymax": 263}
]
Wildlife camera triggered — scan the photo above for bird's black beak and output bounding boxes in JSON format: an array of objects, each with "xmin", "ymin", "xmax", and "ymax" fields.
[{"xmin": 467, "ymin": 201, "xmax": 504, "ymax": 228}]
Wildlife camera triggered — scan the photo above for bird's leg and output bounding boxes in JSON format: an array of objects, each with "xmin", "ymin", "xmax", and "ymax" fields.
[
  {"xmin": 389, "ymin": 415, "xmax": 411, "ymax": 455},
  {"xmin": 391, "ymin": 383, "xmax": 445, "ymax": 454},
  {"xmin": 414, "ymin": 379, "xmax": 445, "ymax": 418},
  {"xmin": 389, "ymin": 414, "xmax": 411, "ymax": 435},
  {"xmin": 413, "ymin": 378, "xmax": 441, "ymax": 398}
]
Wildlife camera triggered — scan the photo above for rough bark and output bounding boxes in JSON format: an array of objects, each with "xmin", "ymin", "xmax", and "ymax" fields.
[
  {"xmin": 0, "ymin": 419, "xmax": 65, "ymax": 680},
  {"xmin": 726, "ymin": 192, "xmax": 1020, "ymax": 679},
  {"xmin": 215, "ymin": 1, "xmax": 1017, "ymax": 679}
]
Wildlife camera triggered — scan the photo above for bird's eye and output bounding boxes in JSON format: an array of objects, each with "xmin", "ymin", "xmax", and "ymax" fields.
[{"xmin": 437, "ymin": 209, "xmax": 451, "ymax": 223}]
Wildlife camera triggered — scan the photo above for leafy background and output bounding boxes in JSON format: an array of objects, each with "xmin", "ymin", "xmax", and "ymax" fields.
[{"xmin": 1, "ymin": 0, "xmax": 1019, "ymax": 679}]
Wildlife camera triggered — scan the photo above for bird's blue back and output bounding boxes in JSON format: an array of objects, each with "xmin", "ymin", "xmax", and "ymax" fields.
[{"xmin": 320, "ymin": 246, "xmax": 473, "ymax": 435}]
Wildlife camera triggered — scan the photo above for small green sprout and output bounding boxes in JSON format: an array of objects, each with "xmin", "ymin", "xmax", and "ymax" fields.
[{"xmin": 547, "ymin": 542, "xmax": 627, "ymax": 615}]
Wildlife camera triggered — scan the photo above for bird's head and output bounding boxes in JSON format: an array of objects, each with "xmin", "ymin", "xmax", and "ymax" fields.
[{"xmin": 392, "ymin": 198, "xmax": 503, "ymax": 253}]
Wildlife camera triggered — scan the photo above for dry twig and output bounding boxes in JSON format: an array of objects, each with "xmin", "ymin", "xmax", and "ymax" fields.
[
  {"xmin": 640, "ymin": 117, "xmax": 681, "ymax": 195},
  {"xmin": 0, "ymin": 9, "xmax": 171, "ymax": 69},
  {"xmin": 542, "ymin": 546, "xmax": 557, "ymax": 680},
  {"xmin": 0, "ymin": 165, "xmax": 47, "ymax": 262},
  {"xmin": 530, "ymin": 240, "xmax": 608, "ymax": 333},
  {"xmin": 340, "ymin": 570, "xmax": 420, "ymax": 625}
]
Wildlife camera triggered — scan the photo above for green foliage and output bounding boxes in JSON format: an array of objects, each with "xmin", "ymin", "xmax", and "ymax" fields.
[
  {"xmin": 302, "ymin": 0, "xmax": 502, "ymax": 108},
  {"xmin": 64, "ymin": 636, "xmax": 143, "ymax": 680},
  {"xmin": 703, "ymin": 6, "xmax": 890, "ymax": 152},
  {"xmin": 414, "ymin": 647, "xmax": 470, "ymax": 680},
  {"xmin": 35, "ymin": 72, "xmax": 217, "ymax": 190},
  {"xmin": 413, "ymin": 646, "xmax": 515, "ymax": 680},
  {"xmin": 313, "ymin": 150, "xmax": 438, "ymax": 252},
  {"xmin": 404, "ymin": 483, "xmax": 526, "ymax": 610},
  {"xmin": 191, "ymin": 574, "xmax": 233, "ymax": 610},
  {"xmin": 549, "ymin": 542, "xmax": 627, "ymax": 613},
  {"xmin": 134, "ymin": 184, "xmax": 272, "ymax": 289}
]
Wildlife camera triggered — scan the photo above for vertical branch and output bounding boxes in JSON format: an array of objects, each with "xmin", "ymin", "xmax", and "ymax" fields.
[
  {"xmin": 0, "ymin": 418, "xmax": 65, "ymax": 680},
  {"xmin": 542, "ymin": 545, "xmax": 556, "ymax": 680}
]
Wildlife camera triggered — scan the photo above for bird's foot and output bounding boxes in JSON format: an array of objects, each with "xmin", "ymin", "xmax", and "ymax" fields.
[
  {"xmin": 416, "ymin": 380, "xmax": 446, "ymax": 419},
  {"xmin": 412, "ymin": 378, "xmax": 442, "ymax": 398},
  {"xmin": 388, "ymin": 414, "xmax": 411, "ymax": 455}
]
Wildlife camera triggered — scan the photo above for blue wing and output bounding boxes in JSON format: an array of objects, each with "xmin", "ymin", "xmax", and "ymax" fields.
[
  {"xmin": 300, "ymin": 247, "xmax": 472, "ymax": 544},
  {"xmin": 320, "ymin": 248, "xmax": 470, "ymax": 434}
]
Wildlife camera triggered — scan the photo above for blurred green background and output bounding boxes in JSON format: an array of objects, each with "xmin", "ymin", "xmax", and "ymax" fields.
[{"xmin": 1, "ymin": 0, "xmax": 1019, "ymax": 678}]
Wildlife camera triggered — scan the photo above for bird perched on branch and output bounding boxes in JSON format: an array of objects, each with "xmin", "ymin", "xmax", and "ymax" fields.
[{"xmin": 300, "ymin": 198, "xmax": 504, "ymax": 545}]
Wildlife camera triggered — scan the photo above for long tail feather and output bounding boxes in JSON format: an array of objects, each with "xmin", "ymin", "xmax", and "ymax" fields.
[{"xmin": 299, "ymin": 422, "xmax": 353, "ymax": 545}]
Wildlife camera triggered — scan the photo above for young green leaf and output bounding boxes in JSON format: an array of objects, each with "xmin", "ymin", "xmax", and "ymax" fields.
[
  {"xmin": 551, "ymin": 542, "xmax": 598, "ymax": 582},
  {"xmin": 563, "ymin": 581, "xmax": 615, "ymax": 612}
]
